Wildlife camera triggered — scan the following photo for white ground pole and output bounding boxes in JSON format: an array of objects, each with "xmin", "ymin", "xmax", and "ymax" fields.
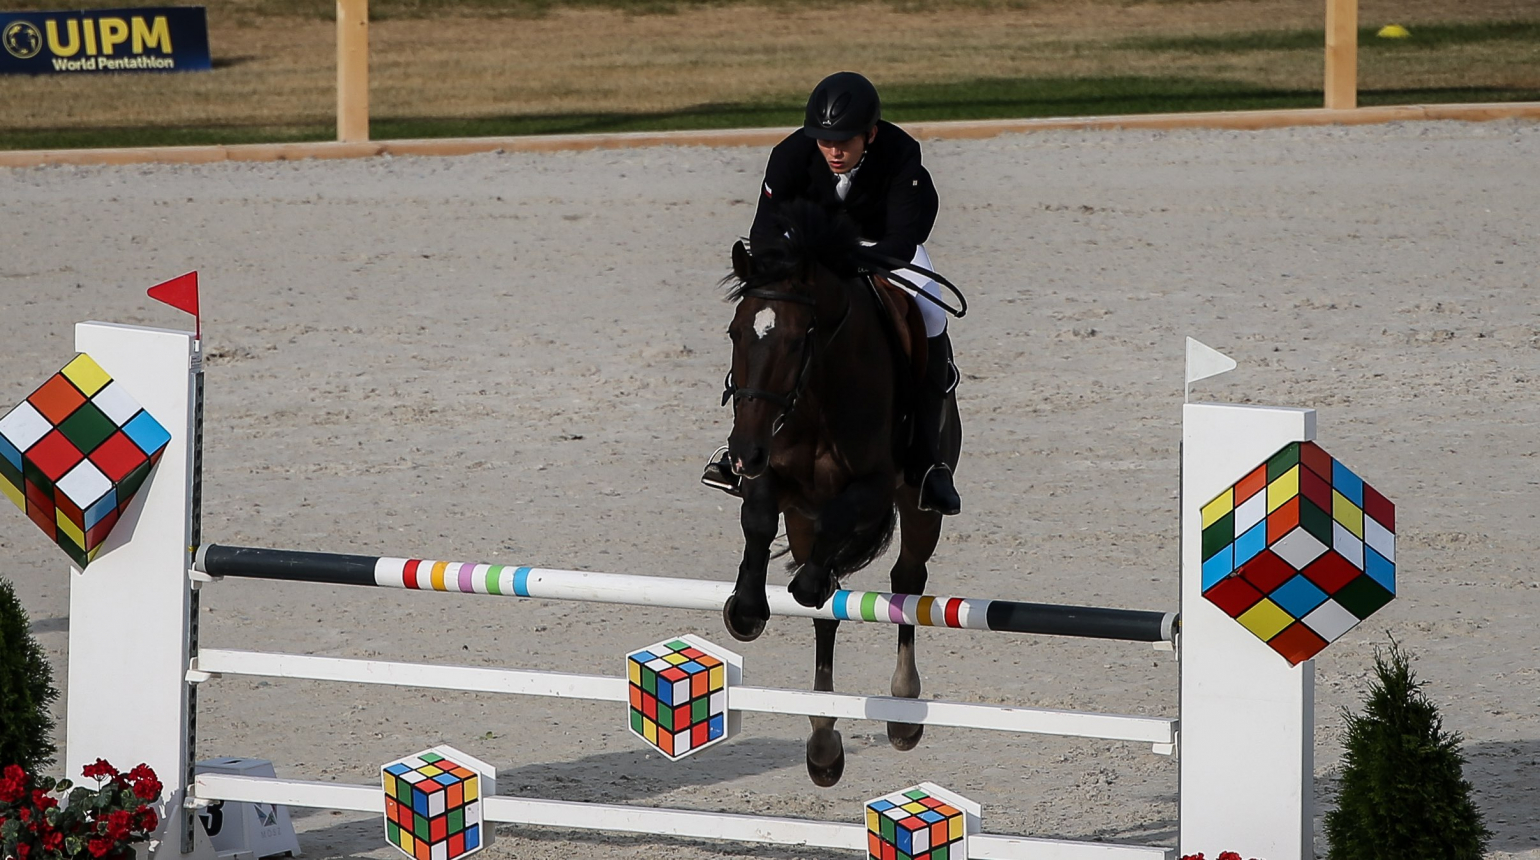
[
  {"xmin": 65, "ymin": 322, "xmax": 215, "ymax": 860},
  {"xmin": 1179, "ymin": 403, "xmax": 1315, "ymax": 860}
]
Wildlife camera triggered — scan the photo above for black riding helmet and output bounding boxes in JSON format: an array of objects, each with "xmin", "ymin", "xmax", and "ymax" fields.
[{"xmin": 802, "ymin": 72, "xmax": 881, "ymax": 141}]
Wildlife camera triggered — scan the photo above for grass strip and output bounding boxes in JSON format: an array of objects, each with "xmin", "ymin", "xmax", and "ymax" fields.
[
  {"xmin": 4, "ymin": 77, "xmax": 1538, "ymax": 152},
  {"xmin": 1122, "ymin": 21, "xmax": 1540, "ymax": 54}
]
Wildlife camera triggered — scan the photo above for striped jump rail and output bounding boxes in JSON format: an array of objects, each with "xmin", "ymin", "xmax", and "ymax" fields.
[{"xmin": 194, "ymin": 544, "xmax": 1178, "ymax": 643}]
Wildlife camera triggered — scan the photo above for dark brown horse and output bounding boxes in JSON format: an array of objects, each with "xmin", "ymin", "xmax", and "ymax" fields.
[{"xmin": 718, "ymin": 204, "xmax": 962, "ymax": 787}]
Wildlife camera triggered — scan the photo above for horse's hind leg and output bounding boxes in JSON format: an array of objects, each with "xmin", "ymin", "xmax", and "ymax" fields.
[
  {"xmin": 788, "ymin": 512, "xmax": 846, "ymax": 787},
  {"xmin": 888, "ymin": 486, "xmax": 943, "ymax": 751},
  {"xmin": 807, "ymin": 617, "xmax": 846, "ymax": 786}
]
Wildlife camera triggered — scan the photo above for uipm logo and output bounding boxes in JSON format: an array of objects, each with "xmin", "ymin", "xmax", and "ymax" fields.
[{"xmin": 2, "ymin": 20, "xmax": 42, "ymax": 59}]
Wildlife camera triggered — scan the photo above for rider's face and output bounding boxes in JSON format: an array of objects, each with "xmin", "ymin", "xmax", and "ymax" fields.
[{"xmin": 816, "ymin": 128, "xmax": 874, "ymax": 174}]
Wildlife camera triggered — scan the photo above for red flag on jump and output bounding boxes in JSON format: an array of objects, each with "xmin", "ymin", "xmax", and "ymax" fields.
[{"xmin": 147, "ymin": 271, "xmax": 200, "ymax": 339}]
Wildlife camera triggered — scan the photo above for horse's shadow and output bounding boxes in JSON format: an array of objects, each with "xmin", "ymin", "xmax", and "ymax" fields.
[{"xmin": 486, "ymin": 736, "xmax": 822, "ymax": 802}]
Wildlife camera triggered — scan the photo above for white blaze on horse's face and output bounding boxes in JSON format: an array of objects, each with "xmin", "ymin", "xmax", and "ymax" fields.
[{"xmin": 753, "ymin": 308, "xmax": 776, "ymax": 339}]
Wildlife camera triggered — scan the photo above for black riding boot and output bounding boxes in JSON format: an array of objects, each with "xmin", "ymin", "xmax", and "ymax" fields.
[{"xmin": 910, "ymin": 331, "xmax": 961, "ymax": 515}]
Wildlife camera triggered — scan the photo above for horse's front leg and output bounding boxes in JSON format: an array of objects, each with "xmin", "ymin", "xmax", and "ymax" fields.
[
  {"xmin": 887, "ymin": 484, "xmax": 943, "ymax": 751},
  {"xmin": 787, "ymin": 472, "xmax": 892, "ymax": 608},
  {"xmin": 723, "ymin": 475, "xmax": 779, "ymax": 642}
]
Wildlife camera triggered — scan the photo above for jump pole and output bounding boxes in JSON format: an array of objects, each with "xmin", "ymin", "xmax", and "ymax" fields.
[
  {"xmin": 56, "ymin": 319, "xmax": 1315, "ymax": 860},
  {"xmin": 192, "ymin": 544, "xmax": 1178, "ymax": 643}
]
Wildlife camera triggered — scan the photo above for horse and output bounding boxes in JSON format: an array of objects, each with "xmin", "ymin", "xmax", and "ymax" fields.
[{"xmin": 716, "ymin": 202, "xmax": 963, "ymax": 787}]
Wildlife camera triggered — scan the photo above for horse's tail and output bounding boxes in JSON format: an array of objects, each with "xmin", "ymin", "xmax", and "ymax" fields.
[{"xmin": 828, "ymin": 503, "xmax": 898, "ymax": 581}]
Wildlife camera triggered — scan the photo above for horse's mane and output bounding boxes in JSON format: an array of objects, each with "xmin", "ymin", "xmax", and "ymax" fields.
[{"xmin": 725, "ymin": 201, "xmax": 863, "ymax": 299}]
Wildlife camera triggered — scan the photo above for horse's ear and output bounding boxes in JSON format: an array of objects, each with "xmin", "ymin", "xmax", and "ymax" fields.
[{"xmin": 732, "ymin": 240, "xmax": 753, "ymax": 281}]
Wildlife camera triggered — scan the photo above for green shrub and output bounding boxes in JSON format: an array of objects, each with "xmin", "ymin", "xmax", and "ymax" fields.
[
  {"xmin": 1326, "ymin": 639, "xmax": 1489, "ymax": 860},
  {"xmin": 0, "ymin": 577, "xmax": 58, "ymax": 771}
]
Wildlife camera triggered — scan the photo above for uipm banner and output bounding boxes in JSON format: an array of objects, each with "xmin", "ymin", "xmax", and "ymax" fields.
[{"xmin": 1, "ymin": 6, "xmax": 210, "ymax": 74}]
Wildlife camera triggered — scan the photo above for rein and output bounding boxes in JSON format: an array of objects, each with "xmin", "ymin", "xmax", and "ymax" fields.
[
  {"xmin": 851, "ymin": 249, "xmax": 969, "ymax": 318},
  {"xmin": 721, "ymin": 284, "xmax": 853, "ymax": 435}
]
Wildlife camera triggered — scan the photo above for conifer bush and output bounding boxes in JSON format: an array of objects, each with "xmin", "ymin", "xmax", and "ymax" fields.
[
  {"xmin": 0, "ymin": 576, "xmax": 59, "ymax": 771},
  {"xmin": 1326, "ymin": 639, "xmax": 1489, "ymax": 860}
]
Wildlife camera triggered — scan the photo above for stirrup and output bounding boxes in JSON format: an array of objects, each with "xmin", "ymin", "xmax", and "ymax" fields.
[
  {"xmin": 701, "ymin": 446, "xmax": 743, "ymax": 497},
  {"xmin": 917, "ymin": 463, "xmax": 960, "ymax": 515}
]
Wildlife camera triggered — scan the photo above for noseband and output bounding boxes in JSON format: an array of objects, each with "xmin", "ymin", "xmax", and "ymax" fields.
[{"xmin": 721, "ymin": 287, "xmax": 846, "ymax": 436}]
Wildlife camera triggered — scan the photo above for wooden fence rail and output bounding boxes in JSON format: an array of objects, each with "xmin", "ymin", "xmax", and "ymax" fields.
[{"xmin": 328, "ymin": 0, "xmax": 1371, "ymax": 143}]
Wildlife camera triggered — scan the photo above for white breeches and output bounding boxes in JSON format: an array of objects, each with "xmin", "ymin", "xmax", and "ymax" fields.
[
  {"xmin": 869, "ymin": 243, "xmax": 947, "ymax": 337},
  {"xmin": 896, "ymin": 244, "xmax": 948, "ymax": 338}
]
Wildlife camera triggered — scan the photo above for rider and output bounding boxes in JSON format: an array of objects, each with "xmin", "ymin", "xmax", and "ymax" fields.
[{"xmin": 702, "ymin": 70, "xmax": 962, "ymax": 515}]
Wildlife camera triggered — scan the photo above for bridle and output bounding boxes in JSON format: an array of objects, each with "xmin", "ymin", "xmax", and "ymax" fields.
[
  {"xmin": 718, "ymin": 241, "xmax": 967, "ymax": 439},
  {"xmin": 720, "ymin": 286, "xmax": 850, "ymax": 436}
]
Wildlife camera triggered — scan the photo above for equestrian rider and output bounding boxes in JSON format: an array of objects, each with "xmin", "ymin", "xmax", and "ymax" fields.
[{"xmin": 703, "ymin": 70, "xmax": 961, "ymax": 515}]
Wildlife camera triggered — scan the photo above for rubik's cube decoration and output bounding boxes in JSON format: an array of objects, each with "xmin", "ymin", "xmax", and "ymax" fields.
[
  {"xmin": 1201, "ymin": 440, "xmax": 1396, "ymax": 665},
  {"xmin": 0, "ymin": 354, "xmax": 172, "ymax": 568},
  {"xmin": 865, "ymin": 782, "xmax": 980, "ymax": 860},
  {"xmin": 382, "ymin": 746, "xmax": 496, "ymax": 860},
  {"xmin": 626, "ymin": 634, "xmax": 742, "ymax": 760}
]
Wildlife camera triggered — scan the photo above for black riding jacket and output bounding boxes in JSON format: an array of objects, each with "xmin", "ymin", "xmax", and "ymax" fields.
[{"xmin": 749, "ymin": 120, "xmax": 939, "ymax": 263}]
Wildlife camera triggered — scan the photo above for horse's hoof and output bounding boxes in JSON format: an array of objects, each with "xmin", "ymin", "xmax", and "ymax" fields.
[
  {"xmin": 723, "ymin": 594, "xmax": 767, "ymax": 642},
  {"xmin": 887, "ymin": 721, "xmax": 925, "ymax": 752},
  {"xmin": 806, "ymin": 728, "xmax": 846, "ymax": 787},
  {"xmin": 787, "ymin": 566, "xmax": 834, "ymax": 609}
]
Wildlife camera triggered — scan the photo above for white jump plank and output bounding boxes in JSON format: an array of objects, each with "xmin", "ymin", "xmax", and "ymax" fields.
[
  {"xmin": 729, "ymin": 687, "xmax": 1174, "ymax": 745},
  {"xmin": 194, "ymin": 648, "xmax": 626, "ymax": 700},
  {"xmin": 194, "ymin": 775, "xmax": 1173, "ymax": 857},
  {"xmin": 195, "ymin": 649, "xmax": 1175, "ymax": 746},
  {"xmin": 196, "ymin": 773, "xmax": 381, "ymax": 812},
  {"xmin": 971, "ymin": 834, "xmax": 1175, "ymax": 859},
  {"xmin": 195, "ymin": 774, "xmax": 861, "ymax": 849}
]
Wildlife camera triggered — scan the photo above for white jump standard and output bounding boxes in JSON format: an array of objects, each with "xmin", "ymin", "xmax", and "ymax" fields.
[{"xmin": 22, "ymin": 319, "xmax": 1400, "ymax": 860}]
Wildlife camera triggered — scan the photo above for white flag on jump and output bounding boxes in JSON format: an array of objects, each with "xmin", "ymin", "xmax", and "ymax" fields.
[{"xmin": 1185, "ymin": 337, "xmax": 1237, "ymax": 402}]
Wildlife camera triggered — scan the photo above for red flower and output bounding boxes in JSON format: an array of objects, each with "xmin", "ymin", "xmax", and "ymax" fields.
[
  {"xmin": 81, "ymin": 759, "xmax": 119, "ymax": 781},
  {"xmin": 105, "ymin": 809, "xmax": 135, "ymax": 841},
  {"xmin": 0, "ymin": 764, "xmax": 28, "ymax": 802},
  {"xmin": 135, "ymin": 807, "xmax": 159, "ymax": 832},
  {"xmin": 130, "ymin": 777, "xmax": 162, "ymax": 801},
  {"xmin": 41, "ymin": 828, "xmax": 65, "ymax": 851},
  {"xmin": 15, "ymin": 841, "xmax": 31, "ymax": 860},
  {"xmin": 30, "ymin": 788, "xmax": 59, "ymax": 811},
  {"xmin": 87, "ymin": 837, "xmax": 115, "ymax": 858}
]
